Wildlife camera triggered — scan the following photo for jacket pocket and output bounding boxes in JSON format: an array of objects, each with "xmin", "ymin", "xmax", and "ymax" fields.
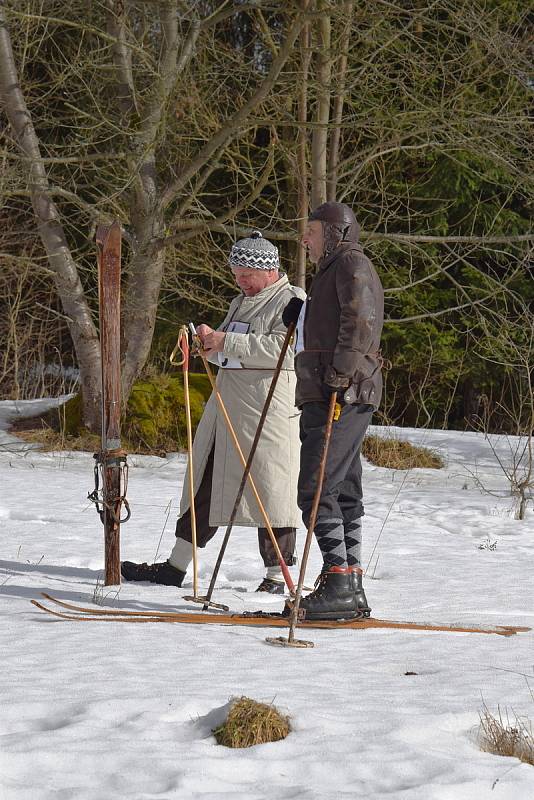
[{"xmin": 295, "ymin": 350, "xmax": 321, "ymax": 383}]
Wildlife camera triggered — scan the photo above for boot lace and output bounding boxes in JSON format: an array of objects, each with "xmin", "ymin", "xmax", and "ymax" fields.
[{"xmin": 307, "ymin": 571, "xmax": 329, "ymax": 598}]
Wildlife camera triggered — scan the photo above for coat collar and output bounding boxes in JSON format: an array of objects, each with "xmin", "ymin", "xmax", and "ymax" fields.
[{"xmin": 316, "ymin": 242, "xmax": 363, "ymax": 275}]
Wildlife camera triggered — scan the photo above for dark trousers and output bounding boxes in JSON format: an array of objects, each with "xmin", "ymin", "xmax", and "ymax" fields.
[
  {"xmin": 175, "ymin": 448, "xmax": 296, "ymax": 568},
  {"xmin": 297, "ymin": 401, "xmax": 373, "ymax": 529}
]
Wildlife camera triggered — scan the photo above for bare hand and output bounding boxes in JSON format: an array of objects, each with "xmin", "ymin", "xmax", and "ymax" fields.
[
  {"xmin": 196, "ymin": 324, "xmax": 214, "ymax": 341},
  {"xmin": 202, "ymin": 330, "xmax": 226, "ymax": 353}
]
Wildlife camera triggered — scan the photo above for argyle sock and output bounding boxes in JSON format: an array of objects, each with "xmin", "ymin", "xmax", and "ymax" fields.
[
  {"xmin": 345, "ymin": 518, "xmax": 362, "ymax": 570},
  {"xmin": 314, "ymin": 517, "xmax": 347, "ymax": 568}
]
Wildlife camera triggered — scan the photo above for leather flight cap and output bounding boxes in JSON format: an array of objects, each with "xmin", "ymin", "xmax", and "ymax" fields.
[{"xmin": 308, "ymin": 201, "xmax": 357, "ymax": 227}]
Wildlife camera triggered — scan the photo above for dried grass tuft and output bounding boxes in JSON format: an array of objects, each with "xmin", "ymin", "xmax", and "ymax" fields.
[
  {"xmin": 13, "ymin": 426, "xmax": 100, "ymax": 453},
  {"xmin": 362, "ymin": 434, "xmax": 444, "ymax": 470},
  {"xmin": 478, "ymin": 705, "xmax": 534, "ymax": 766},
  {"xmin": 213, "ymin": 697, "xmax": 290, "ymax": 749}
]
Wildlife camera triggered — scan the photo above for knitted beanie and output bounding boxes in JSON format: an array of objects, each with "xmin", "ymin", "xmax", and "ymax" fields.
[{"xmin": 228, "ymin": 230, "xmax": 280, "ymax": 271}]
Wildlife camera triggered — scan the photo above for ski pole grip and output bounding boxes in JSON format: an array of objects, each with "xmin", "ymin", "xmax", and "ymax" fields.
[{"xmin": 189, "ymin": 322, "xmax": 203, "ymax": 356}]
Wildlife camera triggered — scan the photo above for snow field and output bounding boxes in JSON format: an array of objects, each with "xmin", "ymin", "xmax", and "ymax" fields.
[{"xmin": 1, "ymin": 400, "xmax": 533, "ymax": 799}]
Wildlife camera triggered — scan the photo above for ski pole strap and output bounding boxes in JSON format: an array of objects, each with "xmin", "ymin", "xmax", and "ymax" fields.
[
  {"xmin": 169, "ymin": 325, "xmax": 190, "ymax": 368},
  {"xmin": 88, "ymin": 451, "xmax": 131, "ymax": 525}
]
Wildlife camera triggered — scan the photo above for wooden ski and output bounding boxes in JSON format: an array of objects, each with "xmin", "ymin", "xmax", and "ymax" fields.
[
  {"xmin": 31, "ymin": 595, "xmax": 530, "ymax": 636},
  {"xmin": 95, "ymin": 221, "xmax": 128, "ymax": 585}
]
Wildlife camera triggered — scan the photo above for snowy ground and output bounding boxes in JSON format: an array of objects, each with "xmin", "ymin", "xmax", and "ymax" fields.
[{"xmin": 1, "ymin": 398, "xmax": 533, "ymax": 800}]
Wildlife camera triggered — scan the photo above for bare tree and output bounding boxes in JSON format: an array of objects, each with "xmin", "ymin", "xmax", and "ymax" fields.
[
  {"xmin": 0, "ymin": 0, "xmax": 531, "ymax": 435},
  {"xmin": 0, "ymin": 1, "xmax": 306, "ymax": 427}
]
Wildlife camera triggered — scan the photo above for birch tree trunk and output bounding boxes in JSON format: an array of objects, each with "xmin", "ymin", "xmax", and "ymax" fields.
[
  {"xmin": 296, "ymin": 7, "xmax": 312, "ymax": 289},
  {"xmin": 310, "ymin": 2, "xmax": 331, "ymax": 209},
  {"xmin": 327, "ymin": 1, "xmax": 353, "ymax": 202},
  {"xmin": 0, "ymin": 6, "xmax": 101, "ymax": 429}
]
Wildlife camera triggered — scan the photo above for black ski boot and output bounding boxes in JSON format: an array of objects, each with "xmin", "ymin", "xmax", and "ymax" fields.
[
  {"xmin": 255, "ymin": 577, "xmax": 285, "ymax": 594},
  {"xmin": 351, "ymin": 569, "xmax": 371, "ymax": 617},
  {"xmin": 121, "ymin": 560, "xmax": 185, "ymax": 587},
  {"xmin": 296, "ymin": 567, "xmax": 358, "ymax": 621}
]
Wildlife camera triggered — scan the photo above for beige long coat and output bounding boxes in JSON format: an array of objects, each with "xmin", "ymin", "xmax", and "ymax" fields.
[{"xmin": 180, "ymin": 275, "xmax": 305, "ymax": 527}]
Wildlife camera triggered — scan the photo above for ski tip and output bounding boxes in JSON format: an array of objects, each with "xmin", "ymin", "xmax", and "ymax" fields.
[{"xmin": 31, "ymin": 599, "xmax": 59, "ymax": 617}]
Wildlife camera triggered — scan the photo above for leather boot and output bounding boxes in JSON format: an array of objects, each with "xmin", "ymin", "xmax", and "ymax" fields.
[
  {"xmin": 297, "ymin": 566, "xmax": 358, "ymax": 621},
  {"xmin": 121, "ymin": 560, "xmax": 185, "ymax": 587},
  {"xmin": 255, "ymin": 577, "xmax": 285, "ymax": 594},
  {"xmin": 350, "ymin": 569, "xmax": 371, "ymax": 617}
]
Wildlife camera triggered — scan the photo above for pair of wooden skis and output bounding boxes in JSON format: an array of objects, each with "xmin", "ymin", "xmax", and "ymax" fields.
[{"xmin": 31, "ymin": 594, "xmax": 529, "ymax": 637}]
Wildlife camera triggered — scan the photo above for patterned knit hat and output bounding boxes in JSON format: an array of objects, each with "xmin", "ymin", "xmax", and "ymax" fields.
[{"xmin": 228, "ymin": 230, "xmax": 280, "ymax": 271}]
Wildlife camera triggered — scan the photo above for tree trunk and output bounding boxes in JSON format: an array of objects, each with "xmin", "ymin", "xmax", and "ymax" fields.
[
  {"xmin": 311, "ymin": 3, "xmax": 331, "ymax": 209},
  {"xmin": 327, "ymin": 1, "xmax": 353, "ymax": 202},
  {"xmin": 121, "ymin": 237, "xmax": 166, "ymax": 398},
  {"xmin": 296, "ymin": 10, "xmax": 311, "ymax": 289},
  {"xmin": 0, "ymin": 8, "xmax": 101, "ymax": 429}
]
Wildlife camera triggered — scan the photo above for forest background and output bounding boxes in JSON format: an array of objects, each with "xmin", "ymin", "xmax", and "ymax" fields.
[{"xmin": 0, "ymin": 0, "xmax": 532, "ymax": 443}]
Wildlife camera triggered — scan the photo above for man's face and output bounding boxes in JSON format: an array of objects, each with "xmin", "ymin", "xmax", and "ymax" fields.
[
  {"xmin": 231, "ymin": 266, "xmax": 278, "ymax": 296},
  {"xmin": 301, "ymin": 220, "xmax": 324, "ymax": 264}
]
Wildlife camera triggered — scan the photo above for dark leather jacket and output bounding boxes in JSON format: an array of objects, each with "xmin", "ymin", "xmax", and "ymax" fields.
[{"xmin": 295, "ymin": 239, "xmax": 384, "ymax": 409}]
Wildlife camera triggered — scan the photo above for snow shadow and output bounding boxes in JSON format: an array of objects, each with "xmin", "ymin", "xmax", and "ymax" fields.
[{"xmin": 0, "ymin": 559, "xmax": 100, "ymax": 581}]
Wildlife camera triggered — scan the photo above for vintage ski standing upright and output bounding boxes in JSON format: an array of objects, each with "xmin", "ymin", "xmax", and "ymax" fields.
[{"xmin": 91, "ymin": 221, "xmax": 130, "ymax": 585}]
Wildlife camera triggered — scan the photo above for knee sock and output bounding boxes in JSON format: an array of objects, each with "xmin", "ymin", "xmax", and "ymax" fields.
[
  {"xmin": 345, "ymin": 518, "xmax": 362, "ymax": 570},
  {"xmin": 266, "ymin": 565, "xmax": 284, "ymax": 582},
  {"xmin": 314, "ymin": 517, "xmax": 347, "ymax": 569},
  {"xmin": 168, "ymin": 537, "xmax": 193, "ymax": 573}
]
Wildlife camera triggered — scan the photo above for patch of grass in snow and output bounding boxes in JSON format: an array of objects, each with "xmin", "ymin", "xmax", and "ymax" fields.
[
  {"xmin": 92, "ymin": 575, "xmax": 121, "ymax": 606},
  {"xmin": 10, "ymin": 373, "xmax": 212, "ymax": 455},
  {"xmin": 213, "ymin": 697, "xmax": 290, "ymax": 748},
  {"xmin": 362, "ymin": 434, "xmax": 444, "ymax": 470},
  {"xmin": 478, "ymin": 705, "xmax": 534, "ymax": 766},
  {"xmin": 13, "ymin": 425, "xmax": 100, "ymax": 453}
]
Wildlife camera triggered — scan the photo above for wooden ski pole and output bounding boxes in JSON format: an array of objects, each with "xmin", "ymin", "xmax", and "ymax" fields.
[
  {"xmin": 96, "ymin": 221, "xmax": 129, "ymax": 586},
  {"xmin": 200, "ymin": 322, "xmax": 297, "ymax": 610},
  {"xmin": 169, "ymin": 328, "xmax": 228, "ymax": 612},
  {"xmin": 170, "ymin": 326, "xmax": 199, "ymax": 597},
  {"xmin": 266, "ymin": 391, "xmax": 338, "ymax": 648},
  {"xmin": 189, "ymin": 323, "xmax": 295, "ymax": 596}
]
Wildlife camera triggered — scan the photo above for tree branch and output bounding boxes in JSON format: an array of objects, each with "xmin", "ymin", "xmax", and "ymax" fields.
[
  {"xmin": 159, "ymin": 12, "xmax": 306, "ymax": 210},
  {"xmin": 156, "ymin": 141, "xmax": 277, "ymax": 251}
]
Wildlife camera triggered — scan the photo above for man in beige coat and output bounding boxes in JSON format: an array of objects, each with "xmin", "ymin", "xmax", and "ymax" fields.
[{"xmin": 122, "ymin": 231, "xmax": 305, "ymax": 593}]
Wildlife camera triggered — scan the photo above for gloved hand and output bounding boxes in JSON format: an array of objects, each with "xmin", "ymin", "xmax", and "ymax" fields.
[
  {"xmin": 282, "ymin": 297, "xmax": 304, "ymax": 328},
  {"xmin": 324, "ymin": 365, "xmax": 350, "ymax": 391}
]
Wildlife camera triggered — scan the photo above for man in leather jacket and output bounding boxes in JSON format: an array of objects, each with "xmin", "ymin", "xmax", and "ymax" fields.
[{"xmin": 283, "ymin": 201, "xmax": 384, "ymax": 620}]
